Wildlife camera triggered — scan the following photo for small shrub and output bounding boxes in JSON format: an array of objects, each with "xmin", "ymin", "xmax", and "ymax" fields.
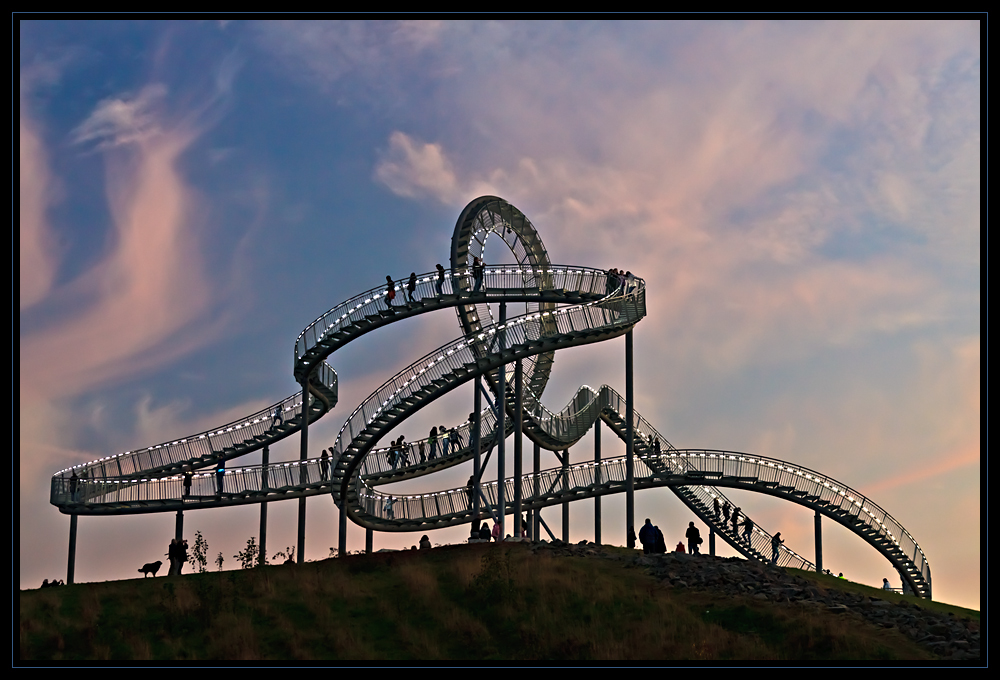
[
  {"xmin": 192, "ymin": 530, "xmax": 209, "ymax": 573},
  {"xmin": 234, "ymin": 536, "xmax": 259, "ymax": 569}
]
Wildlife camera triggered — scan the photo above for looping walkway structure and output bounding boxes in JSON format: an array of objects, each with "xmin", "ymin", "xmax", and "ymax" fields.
[{"xmin": 50, "ymin": 196, "xmax": 932, "ymax": 599}]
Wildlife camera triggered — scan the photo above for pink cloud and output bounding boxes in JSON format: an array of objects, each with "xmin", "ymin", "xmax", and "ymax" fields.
[{"xmin": 19, "ymin": 104, "xmax": 59, "ymax": 309}]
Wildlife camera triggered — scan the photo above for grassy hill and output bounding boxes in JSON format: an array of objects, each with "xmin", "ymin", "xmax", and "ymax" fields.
[{"xmin": 19, "ymin": 541, "xmax": 979, "ymax": 662}]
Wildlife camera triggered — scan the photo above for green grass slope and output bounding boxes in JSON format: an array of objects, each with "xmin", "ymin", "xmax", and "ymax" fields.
[{"xmin": 19, "ymin": 542, "xmax": 978, "ymax": 662}]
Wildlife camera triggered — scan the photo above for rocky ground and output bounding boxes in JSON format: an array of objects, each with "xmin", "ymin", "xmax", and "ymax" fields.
[{"xmin": 526, "ymin": 539, "xmax": 980, "ymax": 662}]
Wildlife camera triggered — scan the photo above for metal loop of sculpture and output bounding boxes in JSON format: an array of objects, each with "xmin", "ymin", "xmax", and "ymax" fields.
[{"xmin": 50, "ymin": 196, "xmax": 932, "ymax": 599}]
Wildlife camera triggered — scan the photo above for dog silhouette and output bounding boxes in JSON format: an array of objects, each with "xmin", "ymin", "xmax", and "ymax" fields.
[{"xmin": 138, "ymin": 560, "xmax": 162, "ymax": 577}]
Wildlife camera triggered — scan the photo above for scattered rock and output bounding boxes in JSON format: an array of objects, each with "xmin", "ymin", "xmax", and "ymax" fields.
[{"xmin": 522, "ymin": 540, "xmax": 979, "ymax": 661}]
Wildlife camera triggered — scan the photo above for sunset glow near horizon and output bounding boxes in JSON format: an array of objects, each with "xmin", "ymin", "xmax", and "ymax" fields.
[{"xmin": 20, "ymin": 20, "xmax": 980, "ymax": 610}]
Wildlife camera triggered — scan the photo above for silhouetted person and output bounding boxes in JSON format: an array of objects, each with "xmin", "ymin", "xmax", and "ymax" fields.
[
  {"xmin": 639, "ymin": 518, "xmax": 655, "ymax": 554},
  {"xmin": 435, "ymin": 264, "xmax": 446, "ymax": 296},
  {"xmin": 722, "ymin": 501, "xmax": 731, "ymax": 524},
  {"xmin": 320, "ymin": 450, "xmax": 330, "ymax": 481},
  {"xmin": 215, "ymin": 461, "xmax": 225, "ymax": 497},
  {"xmin": 384, "ymin": 276, "xmax": 396, "ymax": 311},
  {"xmin": 472, "ymin": 257, "xmax": 484, "ymax": 293},
  {"xmin": 407, "ymin": 272, "xmax": 418, "ymax": 302},
  {"xmin": 686, "ymin": 521, "xmax": 702, "ymax": 555},
  {"xmin": 741, "ymin": 516, "xmax": 754, "ymax": 545},
  {"xmin": 466, "ymin": 475, "xmax": 475, "ymax": 508},
  {"xmin": 772, "ymin": 532, "xmax": 783, "ymax": 563},
  {"xmin": 653, "ymin": 525, "xmax": 666, "ymax": 554},
  {"xmin": 182, "ymin": 466, "xmax": 193, "ymax": 498}
]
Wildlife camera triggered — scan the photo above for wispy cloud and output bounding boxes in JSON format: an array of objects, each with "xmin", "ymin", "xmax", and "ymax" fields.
[
  {"xmin": 19, "ymin": 105, "xmax": 60, "ymax": 308},
  {"xmin": 20, "ymin": 80, "xmax": 222, "ymax": 420}
]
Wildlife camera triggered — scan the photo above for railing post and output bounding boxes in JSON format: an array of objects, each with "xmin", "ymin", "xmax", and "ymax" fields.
[
  {"xmin": 814, "ymin": 509, "xmax": 823, "ymax": 574},
  {"xmin": 67, "ymin": 514, "xmax": 78, "ymax": 585},
  {"xmin": 594, "ymin": 419, "xmax": 601, "ymax": 545},
  {"xmin": 626, "ymin": 330, "xmax": 635, "ymax": 548}
]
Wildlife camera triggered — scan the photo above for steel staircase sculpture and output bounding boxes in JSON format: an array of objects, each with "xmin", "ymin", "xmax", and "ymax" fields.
[{"xmin": 50, "ymin": 196, "xmax": 931, "ymax": 599}]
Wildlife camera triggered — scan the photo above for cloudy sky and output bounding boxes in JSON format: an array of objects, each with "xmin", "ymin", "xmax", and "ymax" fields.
[{"xmin": 19, "ymin": 20, "xmax": 980, "ymax": 609}]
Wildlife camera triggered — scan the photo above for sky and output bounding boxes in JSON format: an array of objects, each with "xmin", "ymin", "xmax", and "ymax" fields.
[{"xmin": 19, "ymin": 20, "xmax": 980, "ymax": 610}]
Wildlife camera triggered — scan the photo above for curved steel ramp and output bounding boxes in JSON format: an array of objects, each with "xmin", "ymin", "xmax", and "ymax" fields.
[{"xmin": 50, "ymin": 196, "xmax": 931, "ymax": 599}]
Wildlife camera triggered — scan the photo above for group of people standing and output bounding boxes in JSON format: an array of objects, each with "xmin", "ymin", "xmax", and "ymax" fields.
[
  {"xmin": 378, "ymin": 424, "xmax": 467, "ymax": 473},
  {"xmin": 468, "ymin": 514, "xmax": 529, "ymax": 542},
  {"xmin": 639, "ymin": 519, "xmax": 705, "ymax": 555},
  {"xmin": 605, "ymin": 268, "xmax": 635, "ymax": 295}
]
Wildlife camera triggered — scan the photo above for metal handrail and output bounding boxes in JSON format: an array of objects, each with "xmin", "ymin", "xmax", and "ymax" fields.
[
  {"xmin": 294, "ymin": 265, "xmax": 617, "ymax": 362},
  {"xmin": 327, "ymin": 279, "xmax": 642, "ymax": 465},
  {"xmin": 49, "ymin": 195, "xmax": 930, "ymax": 599},
  {"xmin": 51, "ymin": 363, "xmax": 336, "ymax": 484}
]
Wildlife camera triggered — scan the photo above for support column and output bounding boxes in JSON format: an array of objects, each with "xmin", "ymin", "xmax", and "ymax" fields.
[
  {"xmin": 626, "ymin": 330, "xmax": 635, "ymax": 549},
  {"xmin": 67, "ymin": 514, "xmax": 78, "ymax": 585},
  {"xmin": 366, "ymin": 527, "xmax": 373, "ymax": 555},
  {"xmin": 259, "ymin": 444, "xmax": 269, "ymax": 565},
  {"xmin": 814, "ymin": 509, "xmax": 823, "ymax": 574},
  {"xmin": 709, "ymin": 528, "xmax": 716, "ymax": 557},
  {"xmin": 533, "ymin": 441, "xmax": 540, "ymax": 541},
  {"xmin": 496, "ymin": 302, "xmax": 506, "ymax": 539},
  {"xmin": 514, "ymin": 358, "xmax": 523, "ymax": 538},
  {"xmin": 175, "ymin": 510, "xmax": 185, "ymax": 574},
  {"xmin": 562, "ymin": 449, "xmax": 569, "ymax": 542},
  {"xmin": 473, "ymin": 376, "xmax": 482, "ymax": 528},
  {"xmin": 298, "ymin": 381, "xmax": 310, "ymax": 565},
  {"xmin": 338, "ymin": 494, "xmax": 347, "ymax": 557},
  {"xmin": 594, "ymin": 419, "xmax": 601, "ymax": 545}
]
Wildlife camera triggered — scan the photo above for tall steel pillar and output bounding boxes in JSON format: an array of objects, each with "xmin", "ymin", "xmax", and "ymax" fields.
[
  {"xmin": 473, "ymin": 375, "xmax": 482, "ymax": 528},
  {"xmin": 366, "ymin": 528, "xmax": 373, "ymax": 555},
  {"xmin": 533, "ymin": 441, "xmax": 540, "ymax": 540},
  {"xmin": 709, "ymin": 528, "xmax": 716, "ymax": 557},
  {"xmin": 814, "ymin": 509, "xmax": 823, "ymax": 574},
  {"xmin": 338, "ymin": 494, "xmax": 347, "ymax": 557},
  {"xmin": 67, "ymin": 514, "xmax": 78, "ymax": 585},
  {"xmin": 594, "ymin": 419, "xmax": 601, "ymax": 545},
  {"xmin": 514, "ymin": 358, "xmax": 523, "ymax": 537},
  {"xmin": 496, "ymin": 302, "xmax": 506, "ymax": 538},
  {"xmin": 562, "ymin": 449, "xmax": 570, "ymax": 542},
  {"xmin": 259, "ymin": 444, "xmax": 269, "ymax": 565},
  {"xmin": 174, "ymin": 510, "xmax": 185, "ymax": 574},
  {"xmin": 298, "ymin": 380, "xmax": 310, "ymax": 565},
  {"xmin": 625, "ymin": 330, "xmax": 635, "ymax": 548}
]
